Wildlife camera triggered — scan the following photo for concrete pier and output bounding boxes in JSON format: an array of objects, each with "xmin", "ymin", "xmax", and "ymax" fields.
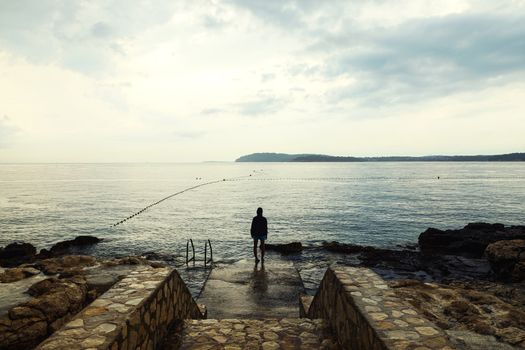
[{"xmin": 197, "ymin": 259, "xmax": 304, "ymax": 319}]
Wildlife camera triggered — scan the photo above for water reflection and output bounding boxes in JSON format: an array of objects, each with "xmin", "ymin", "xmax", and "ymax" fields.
[{"xmin": 251, "ymin": 260, "xmax": 268, "ymax": 293}]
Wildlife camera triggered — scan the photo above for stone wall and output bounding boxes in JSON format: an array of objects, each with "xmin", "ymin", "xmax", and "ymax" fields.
[
  {"xmin": 307, "ymin": 267, "xmax": 455, "ymax": 350},
  {"xmin": 35, "ymin": 266, "xmax": 204, "ymax": 350}
]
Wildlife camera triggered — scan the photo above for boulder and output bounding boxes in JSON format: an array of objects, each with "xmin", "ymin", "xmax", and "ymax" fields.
[
  {"xmin": 0, "ymin": 276, "xmax": 88, "ymax": 350},
  {"xmin": 322, "ymin": 241, "xmax": 376, "ymax": 254},
  {"xmin": 265, "ymin": 242, "xmax": 303, "ymax": 254},
  {"xmin": 0, "ymin": 242, "xmax": 37, "ymax": 267},
  {"xmin": 28, "ymin": 277, "xmax": 63, "ymax": 297},
  {"xmin": 485, "ymin": 239, "xmax": 525, "ymax": 282},
  {"xmin": 418, "ymin": 223, "xmax": 525, "ymax": 258},
  {"xmin": 48, "ymin": 236, "xmax": 101, "ymax": 256},
  {"xmin": 359, "ymin": 247, "xmax": 422, "ymax": 273},
  {"xmin": 103, "ymin": 256, "xmax": 150, "ymax": 266},
  {"xmin": 141, "ymin": 251, "xmax": 176, "ymax": 263},
  {"xmin": 0, "ymin": 267, "xmax": 40, "ymax": 283},
  {"xmin": 33, "ymin": 255, "xmax": 97, "ymax": 275},
  {"xmin": 392, "ymin": 279, "xmax": 525, "ymax": 348}
]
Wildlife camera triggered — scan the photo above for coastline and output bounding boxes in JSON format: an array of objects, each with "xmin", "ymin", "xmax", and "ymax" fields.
[{"xmin": 1, "ymin": 222, "xmax": 524, "ymax": 349}]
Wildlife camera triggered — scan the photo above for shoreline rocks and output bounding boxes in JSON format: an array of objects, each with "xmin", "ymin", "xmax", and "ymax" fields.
[
  {"xmin": 46, "ymin": 236, "xmax": 102, "ymax": 257},
  {"xmin": 390, "ymin": 279, "xmax": 525, "ymax": 348},
  {"xmin": 0, "ymin": 267, "xmax": 40, "ymax": 283},
  {"xmin": 0, "ymin": 253, "xmax": 164, "ymax": 350},
  {"xmin": 1, "ymin": 222, "xmax": 524, "ymax": 349},
  {"xmin": 0, "ymin": 276, "xmax": 88, "ymax": 350},
  {"xmin": 0, "ymin": 242, "xmax": 37, "ymax": 267},
  {"xmin": 485, "ymin": 239, "xmax": 525, "ymax": 282},
  {"xmin": 265, "ymin": 242, "xmax": 303, "ymax": 254},
  {"xmin": 0, "ymin": 236, "xmax": 101, "ymax": 268},
  {"xmin": 419, "ymin": 222, "xmax": 525, "ymax": 258},
  {"xmin": 322, "ymin": 241, "xmax": 377, "ymax": 254}
]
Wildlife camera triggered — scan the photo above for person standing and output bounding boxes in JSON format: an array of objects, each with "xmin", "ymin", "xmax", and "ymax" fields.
[{"xmin": 250, "ymin": 207, "xmax": 267, "ymax": 262}]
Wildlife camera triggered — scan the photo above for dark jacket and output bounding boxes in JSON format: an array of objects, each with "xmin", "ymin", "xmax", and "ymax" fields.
[{"xmin": 251, "ymin": 215, "xmax": 268, "ymax": 237}]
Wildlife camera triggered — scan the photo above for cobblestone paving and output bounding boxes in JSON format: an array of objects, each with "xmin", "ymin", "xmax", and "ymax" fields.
[{"xmin": 173, "ymin": 318, "xmax": 341, "ymax": 350}]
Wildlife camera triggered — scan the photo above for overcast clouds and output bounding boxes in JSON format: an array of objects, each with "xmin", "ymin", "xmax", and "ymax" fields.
[{"xmin": 0, "ymin": 0, "xmax": 524, "ymax": 162}]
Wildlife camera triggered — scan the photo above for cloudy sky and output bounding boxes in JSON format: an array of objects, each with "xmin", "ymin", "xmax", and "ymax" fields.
[{"xmin": 0, "ymin": 0, "xmax": 524, "ymax": 162}]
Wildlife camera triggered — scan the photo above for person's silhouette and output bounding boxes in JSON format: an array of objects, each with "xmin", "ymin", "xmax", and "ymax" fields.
[{"xmin": 250, "ymin": 207, "xmax": 267, "ymax": 262}]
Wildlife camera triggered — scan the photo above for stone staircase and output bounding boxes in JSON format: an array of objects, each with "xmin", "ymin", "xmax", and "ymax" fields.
[
  {"xmin": 167, "ymin": 318, "xmax": 340, "ymax": 350},
  {"xmin": 33, "ymin": 261, "xmax": 457, "ymax": 350},
  {"xmin": 165, "ymin": 260, "xmax": 340, "ymax": 349},
  {"xmin": 163, "ymin": 260, "xmax": 457, "ymax": 349}
]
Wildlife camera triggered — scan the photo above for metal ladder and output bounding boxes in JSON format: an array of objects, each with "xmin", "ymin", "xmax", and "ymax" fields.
[{"xmin": 186, "ymin": 239, "xmax": 213, "ymax": 266}]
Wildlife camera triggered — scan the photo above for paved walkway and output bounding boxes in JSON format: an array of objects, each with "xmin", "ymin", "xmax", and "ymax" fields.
[
  {"xmin": 173, "ymin": 318, "xmax": 340, "ymax": 350},
  {"xmin": 196, "ymin": 259, "xmax": 304, "ymax": 319},
  {"xmin": 166, "ymin": 260, "xmax": 342, "ymax": 349}
]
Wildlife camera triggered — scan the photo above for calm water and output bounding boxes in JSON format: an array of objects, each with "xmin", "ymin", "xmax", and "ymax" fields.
[{"xmin": 1, "ymin": 162, "xmax": 525, "ymax": 265}]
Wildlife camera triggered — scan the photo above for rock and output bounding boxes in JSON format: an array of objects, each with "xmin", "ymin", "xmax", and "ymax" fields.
[
  {"xmin": 103, "ymin": 256, "xmax": 150, "ymax": 267},
  {"xmin": 149, "ymin": 261, "xmax": 167, "ymax": 268},
  {"xmin": 393, "ymin": 278, "xmax": 525, "ymax": 349},
  {"xmin": 0, "ymin": 242, "xmax": 37, "ymax": 267},
  {"xmin": 265, "ymin": 242, "xmax": 303, "ymax": 254},
  {"xmin": 322, "ymin": 241, "xmax": 375, "ymax": 254},
  {"xmin": 25, "ymin": 279, "xmax": 87, "ymax": 321},
  {"xmin": 8, "ymin": 306, "xmax": 44, "ymax": 320},
  {"xmin": 33, "ymin": 255, "xmax": 97, "ymax": 275},
  {"xmin": 1, "ymin": 276, "xmax": 88, "ymax": 350},
  {"xmin": 48, "ymin": 236, "xmax": 101, "ymax": 256},
  {"xmin": 446, "ymin": 330, "xmax": 517, "ymax": 350},
  {"xmin": 418, "ymin": 223, "xmax": 525, "ymax": 257},
  {"xmin": 0, "ymin": 267, "xmax": 40, "ymax": 283},
  {"xmin": 141, "ymin": 251, "xmax": 176, "ymax": 262},
  {"xmin": 485, "ymin": 239, "xmax": 525, "ymax": 282},
  {"xmin": 28, "ymin": 277, "xmax": 63, "ymax": 296},
  {"xmin": 0, "ymin": 318, "xmax": 48, "ymax": 350},
  {"xmin": 359, "ymin": 248, "xmax": 422, "ymax": 273}
]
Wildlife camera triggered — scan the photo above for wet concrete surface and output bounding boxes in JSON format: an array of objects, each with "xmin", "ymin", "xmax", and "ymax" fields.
[{"xmin": 197, "ymin": 259, "xmax": 304, "ymax": 319}]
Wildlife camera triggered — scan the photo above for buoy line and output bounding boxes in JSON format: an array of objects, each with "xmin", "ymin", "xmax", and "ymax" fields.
[
  {"xmin": 111, "ymin": 172, "xmax": 523, "ymax": 227},
  {"xmin": 111, "ymin": 174, "xmax": 254, "ymax": 227}
]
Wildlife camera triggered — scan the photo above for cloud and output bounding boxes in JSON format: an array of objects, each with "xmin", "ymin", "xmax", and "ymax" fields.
[
  {"xmin": 200, "ymin": 108, "xmax": 225, "ymax": 116},
  {"xmin": 228, "ymin": 0, "xmax": 346, "ymax": 29},
  {"xmin": 316, "ymin": 12, "xmax": 525, "ymax": 106},
  {"xmin": 0, "ymin": 1, "xmax": 524, "ymax": 161},
  {"xmin": 91, "ymin": 22, "xmax": 113, "ymax": 38},
  {"xmin": 0, "ymin": 115, "xmax": 19, "ymax": 148},
  {"xmin": 261, "ymin": 73, "xmax": 275, "ymax": 82},
  {"xmin": 237, "ymin": 95, "xmax": 287, "ymax": 116},
  {"xmin": 172, "ymin": 130, "xmax": 206, "ymax": 140},
  {"xmin": 0, "ymin": 0, "xmax": 177, "ymax": 74},
  {"xmin": 229, "ymin": 1, "xmax": 525, "ymax": 106}
]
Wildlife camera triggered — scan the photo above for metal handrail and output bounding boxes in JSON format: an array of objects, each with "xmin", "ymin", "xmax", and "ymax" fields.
[
  {"xmin": 186, "ymin": 239, "xmax": 195, "ymax": 265},
  {"xmin": 204, "ymin": 239, "xmax": 213, "ymax": 266}
]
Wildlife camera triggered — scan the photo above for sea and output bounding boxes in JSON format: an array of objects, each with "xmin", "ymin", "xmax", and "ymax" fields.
[{"xmin": 1, "ymin": 162, "xmax": 524, "ymax": 294}]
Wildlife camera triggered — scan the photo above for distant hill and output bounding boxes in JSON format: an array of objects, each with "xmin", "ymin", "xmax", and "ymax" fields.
[
  {"xmin": 235, "ymin": 153, "xmax": 310, "ymax": 162},
  {"xmin": 235, "ymin": 152, "xmax": 525, "ymax": 162}
]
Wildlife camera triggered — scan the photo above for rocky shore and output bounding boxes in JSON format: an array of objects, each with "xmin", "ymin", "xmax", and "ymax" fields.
[
  {"xmin": 1, "ymin": 222, "xmax": 524, "ymax": 349},
  {"xmin": 0, "ymin": 237, "xmax": 166, "ymax": 350}
]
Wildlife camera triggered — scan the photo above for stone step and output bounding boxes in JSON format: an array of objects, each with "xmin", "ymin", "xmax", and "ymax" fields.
[{"xmin": 167, "ymin": 318, "xmax": 341, "ymax": 350}]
